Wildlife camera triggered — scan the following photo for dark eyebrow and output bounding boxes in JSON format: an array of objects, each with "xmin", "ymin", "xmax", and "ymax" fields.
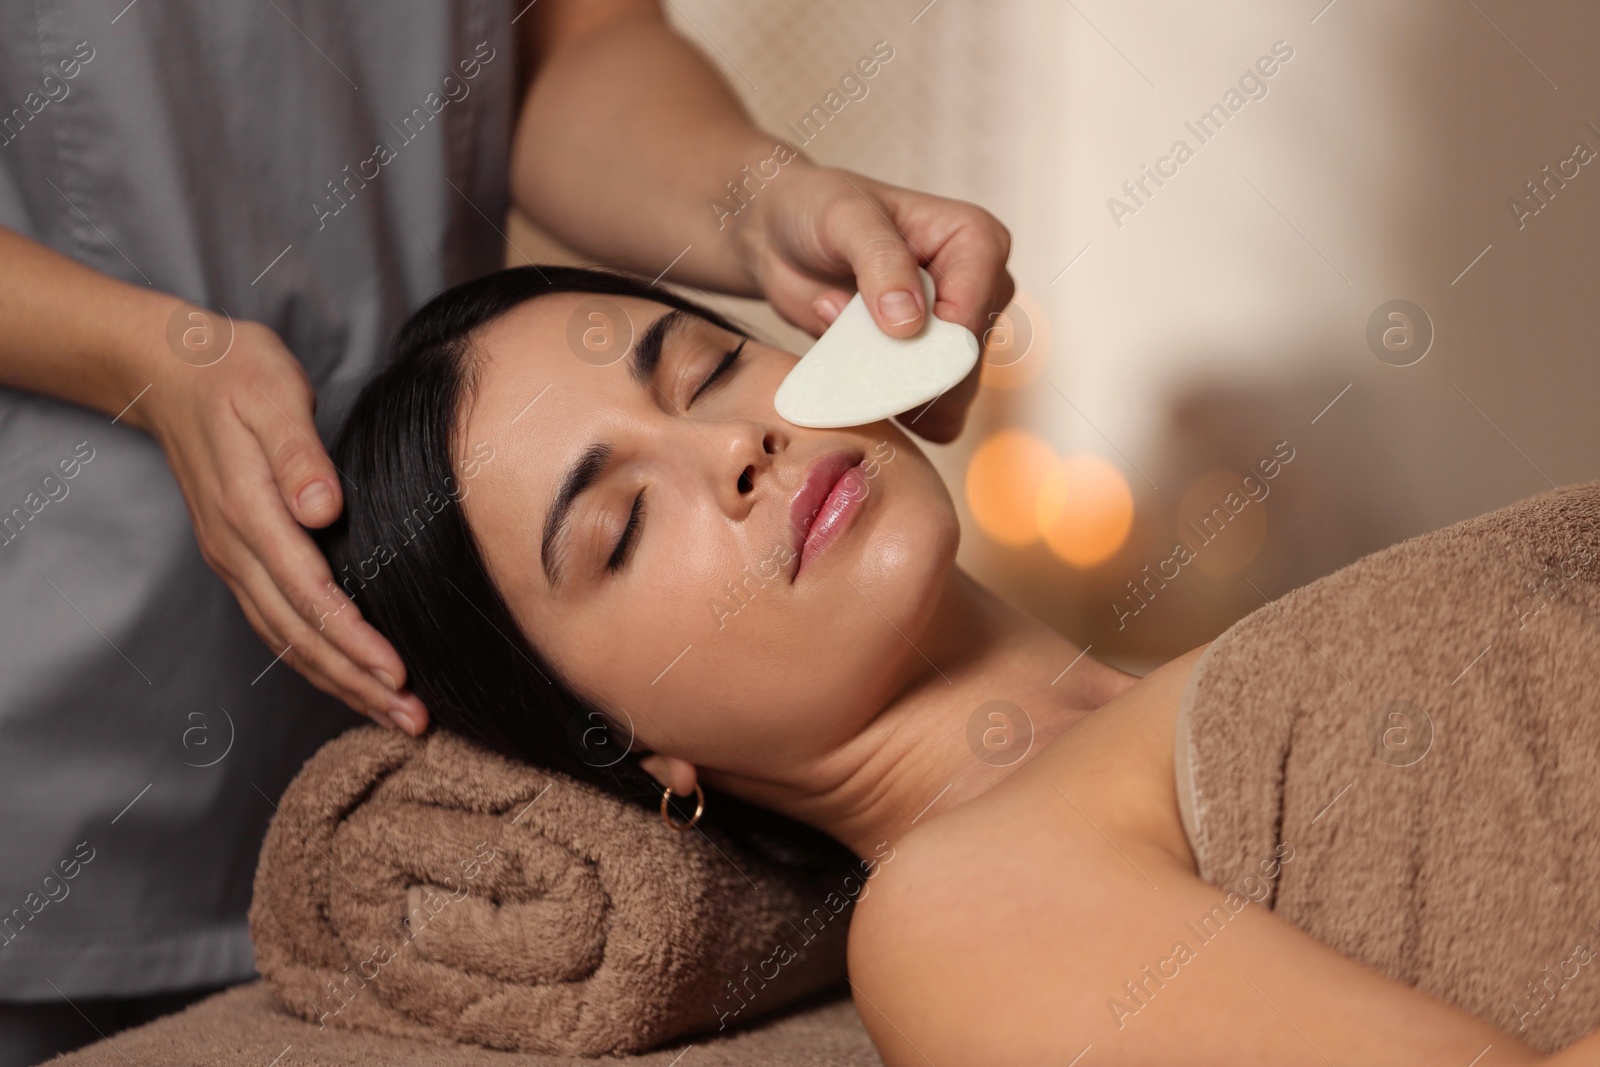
[
  {"xmin": 540, "ymin": 307, "xmax": 693, "ymax": 589},
  {"xmin": 628, "ymin": 307, "xmax": 693, "ymax": 392},
  {"xmin": 541, "ymin": 441, "xmax": 612, "ymax": 589}
]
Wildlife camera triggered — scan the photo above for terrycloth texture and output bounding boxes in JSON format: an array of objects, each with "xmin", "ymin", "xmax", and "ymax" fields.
[
  {"xmin": 249, "ymin": 726, "xmax": 859, "ymax": 1056},
  {"xmin": 1179, "ymin": 480, "xmax": 1600, "ymax": 1052},
  {"xmin": 43, "ymin": 981, "xmax": 882, "ymax": 1066}
]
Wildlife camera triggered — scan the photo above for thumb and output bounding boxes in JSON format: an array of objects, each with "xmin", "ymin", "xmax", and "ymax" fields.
[
  {"xmin": 262, "ymin": 397, "xmax": 342, "ymax": 528},
  {"xmin": 832, "ymin": 202, "xmax": 927, "ymax": 339}
]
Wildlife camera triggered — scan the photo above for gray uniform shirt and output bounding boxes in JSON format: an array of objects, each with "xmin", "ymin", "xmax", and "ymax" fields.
[{"xmin": 0, "ymin": 0, "xmax": 514, "ymax": 999}]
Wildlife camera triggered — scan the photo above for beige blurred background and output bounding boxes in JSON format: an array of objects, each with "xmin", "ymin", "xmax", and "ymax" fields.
[{"xmin": 508, "ymin": 0, "xmax": 1600, "ymax": 672}]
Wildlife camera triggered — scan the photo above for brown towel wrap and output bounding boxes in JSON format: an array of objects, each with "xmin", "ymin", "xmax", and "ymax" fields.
[
  {"xmin": 1179, "ymin": 481, "xmax": 1600, "ymax": 1052},
  {"xmin": 249, "ymin": 726, "xmax": 857, "ymax": 1055}
]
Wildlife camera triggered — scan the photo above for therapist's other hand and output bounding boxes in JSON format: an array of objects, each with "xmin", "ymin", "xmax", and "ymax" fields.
[
  {"xmin": 736, "ymin": 164, "xmax": 1014, "ymax": 445},
  {"xmin": 134, "ymin": 316, "xmax": 427, "ymax": 734}
]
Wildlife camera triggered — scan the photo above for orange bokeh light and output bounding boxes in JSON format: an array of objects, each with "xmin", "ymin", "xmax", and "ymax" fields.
[
  {"xmin": 965, "ymin": 430, "xmax": 1058, "ymax": 546},
  {"xmin": 1036, "ymin": 454, "xmax": 1134, "ymax": 567}
]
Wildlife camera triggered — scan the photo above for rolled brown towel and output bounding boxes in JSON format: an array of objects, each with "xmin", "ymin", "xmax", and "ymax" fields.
[
  {"xmin": 1177, "ymin": 480, "xmax": 1600, "ymax": 1052},
  {"xmin": 249, "ymin": 725, "xmax": 858, "ymax": 1055}
]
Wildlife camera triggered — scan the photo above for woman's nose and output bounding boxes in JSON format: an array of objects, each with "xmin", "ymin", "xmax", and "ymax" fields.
[{"xmin": 705, "ymin": 420, "xmax": 778, "ymax": 504}]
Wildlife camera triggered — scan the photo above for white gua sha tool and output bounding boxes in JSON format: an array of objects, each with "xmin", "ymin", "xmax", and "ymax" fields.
[{"xmin": 774, "ymin": 265, "xmax": 979, "ymax": 428}]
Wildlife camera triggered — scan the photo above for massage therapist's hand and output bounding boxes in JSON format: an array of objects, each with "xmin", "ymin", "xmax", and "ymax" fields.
[
  {"xmin": 0, "ymin": 228, "xmax": 420, "ymax": 729},
  {"xmin": 737, "ymin": 163, "xmax": 1014, "ymax": 444},
  {"xmin": 122, "ymin": 313, "xmax": 428, "ymax": 734}
]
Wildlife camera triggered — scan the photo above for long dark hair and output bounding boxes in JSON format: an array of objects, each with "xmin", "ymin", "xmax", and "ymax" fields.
[{"xmin": 315, "ymin": 264, "xmax": 857, "ymax": 874}]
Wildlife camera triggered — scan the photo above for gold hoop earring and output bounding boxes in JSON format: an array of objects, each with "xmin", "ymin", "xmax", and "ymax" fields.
[{"xmin": 661, "ymin": 782, "xmax": 705, "ymax": 831}]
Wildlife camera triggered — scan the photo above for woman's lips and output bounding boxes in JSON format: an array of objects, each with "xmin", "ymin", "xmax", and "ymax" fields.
[{"xmin": 789, "ymin": 450, "xmax": 870, "ymax": 580}]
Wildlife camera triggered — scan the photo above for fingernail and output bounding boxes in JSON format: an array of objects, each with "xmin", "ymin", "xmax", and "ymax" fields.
[
  {"xmin": 371, "ymin": 667, "xmax": 398, "ymax": 690},
  {"xmin": 387, "ymin": 708, "xmax": 415, "ymax": 733},
  {"xmin": 879, "ymin": 289, "xmax": 921, "ymax": 327},
  {"xmin": 296, "ymin": 481, "xmax": 333, "ymax": 516},
  {"xmin": 813, "ymin": 294, "xmax": 844, "ymax": 323}
]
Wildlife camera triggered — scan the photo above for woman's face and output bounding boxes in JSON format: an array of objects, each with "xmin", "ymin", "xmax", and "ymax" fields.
[{"xmin": 454, "ymin": 292, "xmax": 961, "ymax": 780}]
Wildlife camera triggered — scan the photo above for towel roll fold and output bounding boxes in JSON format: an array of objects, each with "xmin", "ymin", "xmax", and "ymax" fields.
[{"xmin": 250, "ymin": 726, "xmax": 855, "ymax": 1055}]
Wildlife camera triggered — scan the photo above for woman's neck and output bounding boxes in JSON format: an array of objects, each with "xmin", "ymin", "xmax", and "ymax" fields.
[{"xmin": 703, "ymin": 566, "xmax": 1141, "ymax": 859}]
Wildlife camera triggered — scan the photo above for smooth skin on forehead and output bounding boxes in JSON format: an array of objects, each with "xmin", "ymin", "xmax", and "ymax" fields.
[{"xmin": 452, "ymin": 288, "xmax": 962, "ymax": 787}]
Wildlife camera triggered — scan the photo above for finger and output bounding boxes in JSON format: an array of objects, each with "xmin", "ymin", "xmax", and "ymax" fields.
[
  {"xmin": 285, "ymin": 644, "xmax": 421, "ymax": 731},
  {"xmin": 251, "ymin": 372, "xmax": 344, "ymax": 529},
  {"xmin": 213, "ymin": 522, "xmax": 417, "ymax": 725},
  {"xmin": 202, "ymin": 498, "xmax": 406, "ymax": 728},
  {"xmin": 921, "ymin": 215, "xmax": 1015, "ymax": 342},
  {"xmin": 822, "ymin": 195, "xmax": 928, "ymax": 338},
  {"xmin": 751, "ymin": 252, "xmax": 855, "ymax": 338},
  {"xmin": 213, "ymin": 410, "xmax": 428, "ymax": 727},
  {"xmin": 811, "ymin": 288, "xmax": 853, "ymax": 327},
  {"xmin": 290, "ymin": 656, "xmax": 398, "ymax": 730},
  {"xmin": 219, "ymin": 562, "xmax": 395, "ymax": 729},
  {"xmin": 265, "ymin": 558, "xmax": 431, "ymax": 733},
  {"xmin": 223, "ymin": 395, "xmax": 406, "ymax": 684},
  {"xmin": 229, "ymin": 540, "xmax": 428, "ymax": 732},
  {"xmin": 885, "ymin": 207, "xmax": 1010, "ymax": 443}
]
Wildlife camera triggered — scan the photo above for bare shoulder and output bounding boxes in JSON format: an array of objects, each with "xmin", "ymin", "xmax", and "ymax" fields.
[
  {"xmin": 847, "ymin": 641, "xmax": 1534, "ymax": 1066},
  {"xmin": 847, "ymin": 644, "xmax": 1211, "ymax": 1065}
]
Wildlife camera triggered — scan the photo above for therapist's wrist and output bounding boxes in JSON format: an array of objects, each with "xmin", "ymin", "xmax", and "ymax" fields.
[
  {"xmin": 102, "ymin": 286, "xmax": 192, "ymax": 435},
  {"xmin": 721, "ymin": 143, "xmax": 819, "ymax": 297},
  {"xmin": 107, "ymin": 288, "xmax": 261, "ymax": 437}
]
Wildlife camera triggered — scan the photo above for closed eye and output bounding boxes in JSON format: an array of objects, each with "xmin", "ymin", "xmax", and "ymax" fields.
[
  {"xmin": 688, "ymin": 338, "xmax": 747, "ymax": 406},
  {"xmin": 606, "ymin": 338, "xmax": 745, "ymax": 576},
  {"xmin": 606, "ymin": 488, "xmax": 646, "ymax": 573}
]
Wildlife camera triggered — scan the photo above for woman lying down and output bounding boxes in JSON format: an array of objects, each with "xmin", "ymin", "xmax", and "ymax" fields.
[{"xmin": 317, "ymin": 264, "xmax": 1600, "ymax": 1066}]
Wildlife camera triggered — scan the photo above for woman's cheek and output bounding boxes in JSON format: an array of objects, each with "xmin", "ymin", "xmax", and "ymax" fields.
[{"xmin": 671, "ymin": 533, "xmax": 770, "ymax": 640}]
